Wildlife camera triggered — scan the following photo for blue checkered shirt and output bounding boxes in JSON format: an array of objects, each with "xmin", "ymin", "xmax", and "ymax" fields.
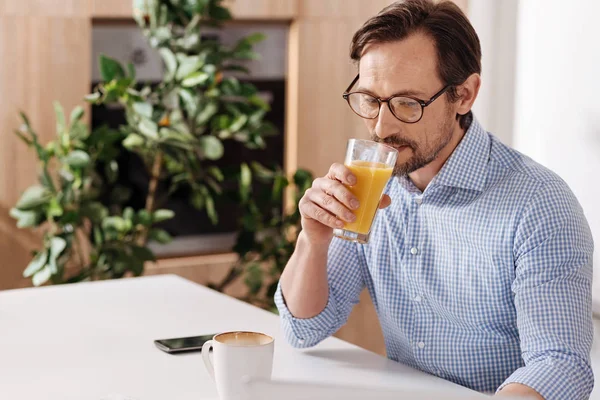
[{"xmin": 275, "ymin": 117, "xmax": 594, "ymax": 399}]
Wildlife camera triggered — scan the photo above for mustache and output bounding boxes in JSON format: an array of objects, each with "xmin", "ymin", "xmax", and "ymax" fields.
[{"xmin": 370, "ymin": 135, "xmax": 418, "ymax": 149}]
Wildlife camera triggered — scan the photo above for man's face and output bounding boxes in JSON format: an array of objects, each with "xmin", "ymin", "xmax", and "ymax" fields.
[{"xmin": 358, "ymin": 32, "xmax": 458, "ymax": 175}]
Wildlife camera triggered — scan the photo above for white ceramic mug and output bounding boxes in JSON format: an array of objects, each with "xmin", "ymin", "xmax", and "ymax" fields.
[{"xmin": 202, "ymin": 331, "xmax": 274, "ymax": 400}]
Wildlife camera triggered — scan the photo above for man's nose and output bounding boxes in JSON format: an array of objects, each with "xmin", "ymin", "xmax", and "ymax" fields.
[{"xmin": 374, "ymin": 102, "xmax": 400, "ymax": 140}]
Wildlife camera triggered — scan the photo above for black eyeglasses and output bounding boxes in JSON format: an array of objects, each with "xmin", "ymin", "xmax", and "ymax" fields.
[{"xmin": 342, "ymin": 74, "xmax": 452, "ymax": 124}]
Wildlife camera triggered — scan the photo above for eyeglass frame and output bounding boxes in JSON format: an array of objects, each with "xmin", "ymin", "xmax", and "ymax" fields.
[{"xmin": 342, "ymin": 74, "xmax": 453, "ymax": 124}]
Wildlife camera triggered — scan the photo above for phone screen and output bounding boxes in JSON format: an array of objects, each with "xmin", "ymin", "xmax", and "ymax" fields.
[{"xmin": 155, "ymin": 334, "xmax": 215, "ymax": 353}]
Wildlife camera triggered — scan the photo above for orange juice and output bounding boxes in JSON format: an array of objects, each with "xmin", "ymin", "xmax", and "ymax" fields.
[{"xmin": 344, "ymin": 160, "xmax": 393, "ymax": 235}]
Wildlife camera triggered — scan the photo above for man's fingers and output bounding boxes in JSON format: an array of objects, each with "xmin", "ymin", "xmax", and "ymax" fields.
[
  {"xmin": 306, "ymin": 188, "xmax": 356, "ymax": 223},
  {"xmin": 312, "ymin": 177, "xmax": 359, "ymax": 211},
  {"xmin": 299, "ymin": 197, "xmax": 344, "ymax": 229},
  {"xmin": 378, "ymin": 194, "xmax": 392, "ymax": 209},
  {"xmin": 326, "ymin": 163, "xmax": 357, "ymax": 186}
]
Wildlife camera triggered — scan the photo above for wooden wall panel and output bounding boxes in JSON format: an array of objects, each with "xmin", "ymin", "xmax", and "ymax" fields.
[
  {"xmin": 92, "ymin": 0, "xmax": 134, "ymax": 18},
  {"xmin": 223, "ymin": 0, "xmax": 298, "ymax": 20},
  {"xmin": 0, "ymin": 2, "xmax": 91, "ymax": 290},
  {"xmin": 286, "ymin": 1, "xmax": 396, "ymax": 178},
  {"xmin": 92, "ymin": 0, "xmax": 298, "ymax": 20},
  {"xmin": 0, "ymin": 0, "xmax": 90, "ymax": 16}
]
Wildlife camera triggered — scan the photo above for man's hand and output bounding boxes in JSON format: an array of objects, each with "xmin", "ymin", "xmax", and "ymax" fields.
[
  {"xmin": 496, "ymin": 383, "xmax": 543, "ymax": 399},
  {"xmin": 298, "ymin": 162, "xmax": 391, "ymax": 246}
]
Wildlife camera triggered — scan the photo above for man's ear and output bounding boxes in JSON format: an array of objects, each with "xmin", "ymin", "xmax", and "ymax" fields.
[{"xmin": 454, "ymin": 73, "xmax": 481, "ymax": 116}]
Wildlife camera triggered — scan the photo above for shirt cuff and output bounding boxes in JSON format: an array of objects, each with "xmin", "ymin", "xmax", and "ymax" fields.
[
  {"xmin": 274, "ymin": 283, "xmax": 339, "ymax": 348},
  {"xmin": 497, "ymin": 358, "xmax": 591, "ymax": 400}
]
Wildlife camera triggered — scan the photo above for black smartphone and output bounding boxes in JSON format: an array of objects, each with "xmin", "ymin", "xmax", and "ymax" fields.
[{"xmin": 154, "ymin": 334, "xmax": 216, "ymax": 354}]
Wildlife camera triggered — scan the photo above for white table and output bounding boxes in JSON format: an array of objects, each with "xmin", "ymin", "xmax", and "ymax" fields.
[{"xmin": 0, "ymin": 275, "xmax": 479, "ymax": 399}]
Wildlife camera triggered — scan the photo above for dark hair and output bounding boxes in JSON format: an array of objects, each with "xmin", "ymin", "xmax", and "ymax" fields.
[{"xmin": 350, "ymin": 0, "xmax": 481, "ymax": 129}]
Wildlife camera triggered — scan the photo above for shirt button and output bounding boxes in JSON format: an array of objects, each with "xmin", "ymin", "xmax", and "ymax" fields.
[
  {"xmin": 414, "ymin": 295, "xmax": 422, "ymax": 303},
  {"xmin": 417, "ymin": 341, "xmax": 425, "ymax": 349},
  {"xmin": 415, "ymin": 198, "xmax": 423, "ymax": 205},
  {"xmin": 298, "ymin": 339, "xmax": 305, "ymax": 345},
  {"xmin": 410, "ymin": 247, "xmax": 419, "ymax": 255}
]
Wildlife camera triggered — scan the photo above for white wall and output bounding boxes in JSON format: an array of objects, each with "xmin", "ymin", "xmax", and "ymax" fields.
[
  {"xmin": 469, "ymin": 0, "xmax": 518, "ymax": 146},
  {"xmin": 512, "ymin": 0, "xmax": 600, "ymax": 297}
]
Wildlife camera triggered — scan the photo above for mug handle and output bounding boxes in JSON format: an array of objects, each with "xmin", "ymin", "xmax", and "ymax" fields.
[{"xmin": 202, "ymin": 340, "xmax": 215, "ymax": 381}]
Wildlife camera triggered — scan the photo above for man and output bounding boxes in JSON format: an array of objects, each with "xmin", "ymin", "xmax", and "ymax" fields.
[{"xmin": 274, "ymin": 0, "xmax": 594, "ymax": 399}]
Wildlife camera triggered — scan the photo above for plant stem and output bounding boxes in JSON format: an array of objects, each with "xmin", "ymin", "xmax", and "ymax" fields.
[
  {"xmin": 139, "ymin": 151, "xmax": 164, "ymax": 246},
  {"xmin": 73, "ymin": 230, "xmax": 89, "ymax": 279}
]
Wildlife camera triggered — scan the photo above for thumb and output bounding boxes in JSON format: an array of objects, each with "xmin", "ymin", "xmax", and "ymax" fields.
[{"xmin": 378, "ymin": 194, "xmax": 392, "ymax": 209}]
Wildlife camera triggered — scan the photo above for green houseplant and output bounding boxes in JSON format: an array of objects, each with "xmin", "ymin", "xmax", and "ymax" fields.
[{"xmin": 11, "ymin": 0, "xmax": 311, "ymax": 310}]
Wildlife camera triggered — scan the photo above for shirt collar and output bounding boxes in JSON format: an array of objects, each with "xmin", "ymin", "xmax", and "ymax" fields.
[
  {"xmin": 431, "ymin": 115, "xmax": 490, "ymax": 192},
  {"xmin": 396, "ymin": 115, "xmax": 491, "ymax": 194}
]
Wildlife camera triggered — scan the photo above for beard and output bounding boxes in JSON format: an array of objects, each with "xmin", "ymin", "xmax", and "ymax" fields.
[{"xmin": 371, "ymin": 110, "xmax": 456, "ymax": 176}]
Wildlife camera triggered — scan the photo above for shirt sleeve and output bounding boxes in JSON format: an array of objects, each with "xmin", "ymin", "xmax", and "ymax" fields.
[
  {"xmin": 274, "ymin": 236, "xmax": 366, "ymax": 348},
  {"xmin": 497, "ymin": 179, "xmax": 594, "ymax": 400}
]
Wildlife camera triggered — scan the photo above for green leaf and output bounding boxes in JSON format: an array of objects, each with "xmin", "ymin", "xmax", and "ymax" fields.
[
  {"xmin": 133, "ymin": 102, "xmax": 153, "ymax": 119},
  {"xmin": 137, "ymin": 209, "xmax": 152, "ymax": 226},
  {"xmin": 99, "ymin": 54, "xmax": 126, "ymax": 82},
  {"xmin": 159, "ymin": 48, "xmax": 177, "ymax": 81},
  {"xmin": 65, "ymin": 150, "xmax": 90, "ymax": 168},
  {"xmin": 127, "ymin": 62, "xmax": 136, "ymax": 80},
  {"xmin": 196, "ymin": 101, "xmax": 218, "ymax": 126},
  {"xmin": 176, "ymin": 55, "xmax": 202, "ymax": 80},
  {"xmin": 234, "ymin": 50, "xmax": 260, "ymax": 61},
  {"xmin": 130, "ymin": 245, "xmax": 156, "ymax": 263},
  {"xmin": 249, "ymin": 109, "xmax": 267, "ymax": 126},
  {"xmin": 229, "ymin": 114, "xmax": 248, "ymax": 133},
  {"xmin": 53, "ymin": 102, "xmax": 66, "ymax": 136},
  {"xmin": 223, "ymin": 64, "xmax": 250, "ymax": 74},
  {"xmin": 23, "ymin": 251, "xmax": 48, "ymax": 278},
  {"xmin": 209, "ymin": 166, "xmax": 224, "ymax": 181},
  {"xmin": 32, "ymin": 266, "xmax": 52, "ymax": 287},
  {"xmin": 251, "ymin": 161, "xmax": 275, "ymax": 180},
  {"xmin": 105, "ymin": 160, "xmax": 119, "ymax": 184},
  {"xmin": 205, "ymin": 195, "xmax": 217, "ymax": 224},
  {"xmin": 123, "ymin": 133, "xmax": 145, "ymax": 149},
  {"xmin": 191, "ymin": 191, "xmax": 205, "ymax": 209},
  {"xmin": 248, "ymin": 95, "xmax": 270, "ymax": 110},
  {"xmin": 221, "ymin": 77, "xmax": 241, "ymax": 95},
  {"xmin": 16, "ymin": 185, "xmax": 52, "ymax": 210},
  {"xmin": 211, "ymin": 5, "xmax": 232, "ymax": 21},
  {"xmin": 240, "ymin": 163, "xmax": 252, "ymax": 202},
  {"xmin": 199, "ymin": 136, "xmax": 224, "ymax": 160},
  {"xmin": 102, "ymin": 216, "xmax": 128, "ymax": 232},
  {"xmin": 48, "ymin": 237, "xmax": 67, "ymax": 274},
  {"xmin": 245, "ymin": 32, "xmax": 266, "ymax": 45},
  {"xmin": 139, "ymin": 119, "xmax": 159, "ymax": 139},
  {"xmin": 182, "ymin": 71, "xmax": 209, "ymax": 87},
  {"xmin": 240, "ymin": 83, "xmax": 259, "ymax": 98},
  {"xmin": 123, "ymin": 206, "xmax": 135, "ymax": 222},
  {"xmin": 153, "ymin": 209, "xmax": 175, "ymax": 223},
  {"xmin": 294, "ymin": 169, "xmax": 314, "ymax": 191},
  {"xmin": 149, "ymin": 229, "xmax": 172, "ymax": 244},
  {"xmin": 179, "ymin": 89, "xmax": 197, "ymax": 117},
  {"xmin": 47, "ymin": 198, "xmax": 63, "ymax": 218},
  {"xmin": 69, "ymin": 106, "xmax": 85, "ymax": 126},
  {"xmin": 84, "ymin": 92, "xmax": 101, "ymax": 103},
  {"xmin": 81, "ymin": 202, "xmax": 107, "ymax": 223},
  {"xmin": 10, "ymin": 208, "xmax": 41, "ymax": 228},
  {"xmin": 163, "ymin": 89, "xmax": 180, "ymax": 110}
]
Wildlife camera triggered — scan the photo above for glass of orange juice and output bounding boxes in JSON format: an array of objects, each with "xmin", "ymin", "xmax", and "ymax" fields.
[{"xmin": 333, "ymin": 139, "xmax": 398, "ymax": 244}]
